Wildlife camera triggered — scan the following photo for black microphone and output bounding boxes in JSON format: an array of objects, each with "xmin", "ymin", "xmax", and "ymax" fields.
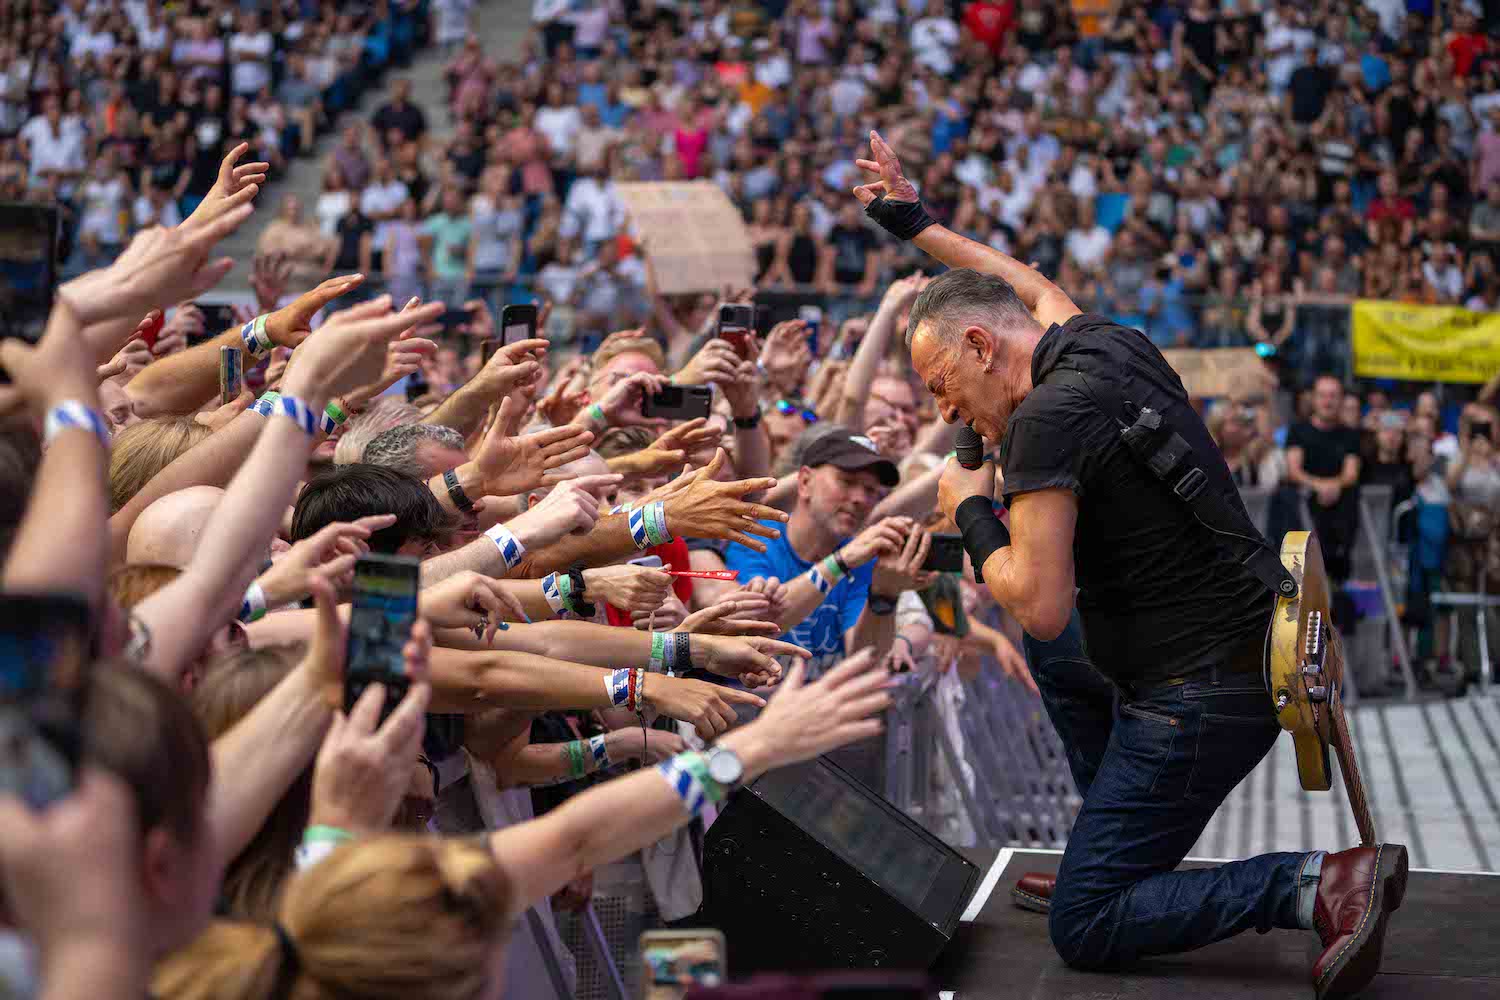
[{"xmin": 955, "ymin": 423, "xmax": 985, "ymax": 470}]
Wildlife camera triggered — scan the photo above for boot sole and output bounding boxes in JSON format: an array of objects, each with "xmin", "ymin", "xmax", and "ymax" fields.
[
  {"xmin": 1315, "ymin": 843, "xmax": 1409, "ymax": 1000},
  {"xmin": 1010, "ymin": 885, "xmax": 1051, "ymax": 914}
]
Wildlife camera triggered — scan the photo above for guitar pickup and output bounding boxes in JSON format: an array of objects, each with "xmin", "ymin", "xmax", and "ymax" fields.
[{"xmin": 1303, "ymin": 611, "xmax": 1326, "ymax": 667}]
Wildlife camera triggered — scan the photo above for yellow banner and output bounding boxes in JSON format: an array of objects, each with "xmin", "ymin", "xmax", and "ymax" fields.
[{"xmin": 1351, "ymin": 300, "xmax": 1500, "ymax": 383}]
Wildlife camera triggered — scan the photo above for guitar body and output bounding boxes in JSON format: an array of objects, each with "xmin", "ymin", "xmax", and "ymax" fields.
[{"xmin": 1268, "ymin": 531, "xmax": 1376, "ymax": 845}]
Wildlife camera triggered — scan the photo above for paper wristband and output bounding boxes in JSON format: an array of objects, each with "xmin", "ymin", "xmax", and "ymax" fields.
[
  {"xmin": 253, "ymin": 390, "xmax": 281, "ymax": 417},
  {"xmin": 293, "ymin": 825, "xmax": 353, "ymax": 872},
  {"xmin": 650, "ymin": 632, "xmax": 668, "ymax": 673},
  {"xmin": 324, "ymin": 399, "xmax": 349, "ymax": 426},
  {"xmin": 563, "ymin": 739, "xmax": 587, "ymax": 779},
  {"xmin": 272, "ymin": 395, "xmax": 319, "ymax": 436},
  {"xmin": 238, "ymin": 581, "xmax": 267, "ymax": 623},
  {"xmin": 240, "ymin": 314, "xmax": 273, "ymax": 357},
  {"xmin": 808, "ymin": 565, "xmax": 833, "ymax": 595},
  {"xmin": 588, "ymin": 734, "xmax": 610, "ymax": 769},
  {"xmin": 584, "ymin": 403, "xmax": 606, "ymax": 427},
  {"xmin": 658, "ymin": 752, "xmax": 727, "ymax": 817},
  {"xmin": 485, "ymin": 525, "xmax": 526, "ymax": 570},
  {"xmin": 628, "ymin": 506, "xmax": 651, "ymax": 550},
  {"xmin": 541, "ymin": 572, "xmax": 566, "ymax": 614},
  {"xmin": 609, "ymin": 504, "xmax": 631, "ymax": 517},
  {"xmin": 42, "ymin": 402, "xmax": 110, "ymax": 448}
]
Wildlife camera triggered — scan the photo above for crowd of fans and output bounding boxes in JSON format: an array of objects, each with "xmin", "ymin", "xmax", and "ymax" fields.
[{"xmin": 5, "ymin": 1, "xmax": 1500, "ymax": 998}]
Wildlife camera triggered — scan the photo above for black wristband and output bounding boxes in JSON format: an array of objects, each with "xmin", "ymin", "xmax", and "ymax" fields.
[
  {"xmin": 867, "ymin": 593, "xmax": 899, "ymax": 616},
  {"xmin": 955, "ymin": 495, "xmax": 1010, "ymax": 584},
  {"xmin": 863, "ymin": 192, "xmax": 937, "ymax": 241},
  {"xmin": 443, "ymin": 468, "xmax": 475, "ymax": 513},
  {"xmin": 673, "ymin": 632, "xmax": 690, "ymax": 673},
  {"xmin": 832, "ymin": 548, "xmax": 851, "ymax": 577},
  {"xmin": 733, "ymin": 406, "xmax": 762, "ymax": 429},
  {"xmin": 566, "ymin": 565, "xmax": 596, "ymax": 617}
]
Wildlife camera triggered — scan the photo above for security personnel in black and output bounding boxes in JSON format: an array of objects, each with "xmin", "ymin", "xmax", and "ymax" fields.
[{"xmin": 850, "ymin": 128, "xmax": 1405, "ymax": 999}]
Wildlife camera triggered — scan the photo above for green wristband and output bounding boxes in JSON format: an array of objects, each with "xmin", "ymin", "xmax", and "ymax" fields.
[
  {"xmin": 678, "ymin": 752, "xmax": 727, "ymax": 804},
  {"xmin": 819, "ymin": 554, "xmax": 847, "ymax": 583},
  {"xmin": 324, "ymin": 399, "xmax": 349, "ymax": 426},
  {"xmin": 650, "ymin": 631, "xmax": 668, "ymax": 672},
  {"xmin": 584, "ymin": 403, "xmax": 606, "ymax": 427},
  {"xmin": 563, "ymin": 739, "xmax": 587, "ymax": 779},
  {"xmin": 303, "ymin": 824, "xmax": 354, "ymax": 846}
]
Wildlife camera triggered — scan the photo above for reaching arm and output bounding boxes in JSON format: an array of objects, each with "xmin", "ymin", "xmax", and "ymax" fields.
[
  {"xmin": 835, "ymin": 274, "xmax": 928, "ymax": 429},
  {"xmin": 123, "ymin": 322, "xmax": 240, "ymax": 418}
]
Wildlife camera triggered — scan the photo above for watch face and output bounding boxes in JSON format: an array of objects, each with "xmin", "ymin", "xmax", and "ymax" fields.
[{"xmin": 707, "ymin": 749, "xmax": 742, "ymax": 785}]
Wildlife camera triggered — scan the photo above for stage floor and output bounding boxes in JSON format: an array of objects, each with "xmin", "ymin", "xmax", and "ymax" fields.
[{"xmin": 930, "ymin": 848, "xmax": 1500, "ymax": 999}]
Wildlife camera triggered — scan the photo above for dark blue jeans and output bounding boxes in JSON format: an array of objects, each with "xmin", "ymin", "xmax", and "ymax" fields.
[{"xmin": 1022, "ymin": 615, "xmax": 1319, "ymax": 970}]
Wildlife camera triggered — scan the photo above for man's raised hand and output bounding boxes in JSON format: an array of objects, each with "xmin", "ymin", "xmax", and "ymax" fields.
[{"xmin": 853, "ymin": 129, "xmax": 920, "ymax": 206}]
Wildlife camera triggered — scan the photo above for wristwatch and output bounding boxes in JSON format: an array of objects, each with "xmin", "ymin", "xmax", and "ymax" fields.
[
  {"xmin": 566, "ymin": 565, "xmax": 597, "ymax": 617},
  {"xmin": 705, "ymin": 745, "xmax": 745, "ymax": 791},
  {"xmin": 867, "ymin": 593, "xmax": 899, "ymax": 616},
  {"xmin": 733, "ymin": 405, "xmax": 762, "ymax": 429}
]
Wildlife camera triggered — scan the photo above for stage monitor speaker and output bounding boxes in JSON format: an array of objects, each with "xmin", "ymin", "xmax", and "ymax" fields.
[{"xmin": 700, "ymin": 755, "xmax": 980, "ymax": 976}]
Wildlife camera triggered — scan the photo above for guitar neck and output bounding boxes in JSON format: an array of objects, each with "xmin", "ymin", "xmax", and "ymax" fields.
[{"xmin": 1330, "ymin": 692, "xmax": 1377, "ymax": 847}]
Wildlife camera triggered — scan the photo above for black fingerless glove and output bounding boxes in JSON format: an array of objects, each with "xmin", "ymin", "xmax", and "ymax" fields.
[
  {"xmin": 955, "ymin": 495, "xmax": 1011, "ymax": 584},
  {"xmin": 864, "ymin": 192, "xmax": 937, "ymax": 241}
]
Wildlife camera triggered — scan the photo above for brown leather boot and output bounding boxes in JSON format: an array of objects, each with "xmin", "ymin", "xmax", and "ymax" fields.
[
  {"xmin": 1010, "ymin": 872, "xmax": 1055, "ymax": 914},
  {"xmin": 1311, "ymin": 843, "xmax": 1408, "ymax": 1000}
]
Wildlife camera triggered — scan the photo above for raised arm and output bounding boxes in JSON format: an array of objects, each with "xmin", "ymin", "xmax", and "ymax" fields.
[
  {"xmin": 836, "ymin": 273, "xmax": 929, "ymax": 428},
  {"xmin": 853, "ymin": 130, "xmax": 1080, "ymax": 330}
]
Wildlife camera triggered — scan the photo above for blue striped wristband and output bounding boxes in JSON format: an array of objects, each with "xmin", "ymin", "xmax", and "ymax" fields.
[
  {"xmin": 485, "ymin": 524, "xmax": 525, "ymax": 571},
  {"xmin": 272, "ymin": 395, "xmax": 319, "ymax": 436},
  {"xmin": 240, "ymin": 314, "xmax": 273, "ymax": 357},
  {"xmin": 43, "ymin": 401, "xmax": 110, "ymax": 448}
]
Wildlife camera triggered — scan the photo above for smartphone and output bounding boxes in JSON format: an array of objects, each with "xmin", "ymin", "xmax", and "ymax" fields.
[
  {"xmin": 439, "ymin": 307, "xmax": 472, "ymax": 332},
  {"xmin": 343, "ymin": 554, "xmax": 420, "ymax": 723},
  {"xmin": 499, "ymin": 303, "xmax": 538, "ymax": 347},
  {"xmin": 0, "ymin": 202, "xmax": 58, "ymax": 381},
  {"xmin": 640, "ymin": 929, "xmax": 727, "ymax": 1000},
  {"xmin": 922, "ymin": 533, "xmax": 966, "ymax": 573},
  {"xmin": 629, "ymin": 555, "xmax": 664, "ymax": 570},
  {"xmin": 219, "ymin": 345, "xmax": 242, "ymax": 405},
  {"xmin": 138, "ymin": 310, "xmax": 165, "ymax": 351},
  {"xmin": 718, "ymin": 303, "xmax": 756, "ymax": 360},
  {"xmin": 799, "ymin": 303, "xmax": 823, "ymax": 357},
  {"xmin": 195, "ymin": 302, "xmax": 240, "ymax": 343},
  {"xmin": 404, "ymin": 369, "xmax": 431, "ymax": 402},
  {"xmin": 0, "ymin": 593, "xmax": 92, "ymax": 808},
  {"xmin": 643, "ymin": 384, "xmax": 713, "ymax": 421}
]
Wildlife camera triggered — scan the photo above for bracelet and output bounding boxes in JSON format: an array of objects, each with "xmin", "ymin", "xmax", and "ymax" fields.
[
  {"xmin": 867, "ymin": 593, "xmax": 899, "ymax": 616},
  {"xmin": 324, "ymin": 399, "xmax": 350, "ymax": 427},
  {"xmin": 588, "ymin": 733, "xmax": 610, "ymax": 769},
  {"xmin": 808, "ymin": 553, "xmax": 846, "ymax": 595},
  {"xmin": 650, "ymin": 631, "xmax": 668, "ymax": 672},
  {"xmin": 673, "ymin": 632, "xmax": 690, "ymax": 675},
  {"xmin": 658, "ymin": 751, "xmax": 727, "ymax": 817},
  {"xmin": 606, "ymin": 667, "xmax": 645, "ymax": 711},
  {"xmin": 293, "ymin": 824, "xmax": 354, "ymax": 872},
  {"xmin": 563, "ymin": 739, "xmax": 588, "ymax": 779},
  {"xmin": 733, "ymin": 406, "xmax": 762, "ymax": 429},
  {"xmin": 443, "ymin": 468, "xmax": 475, "ymax": 513},
  {"xmin": 42, "ymin": 401, "xmax": 110, "ymax": 448},
  {"xmin": 271, "ymin": 394, "xmax": 319, "ymax": 436},
  {"xmin": 628, "ymin": 504, "xmax": 661, "ymax": 549},
  {"xmin": 252, "ymin": 390, "xmax": 281, "ymax": 416},
  {"xmin": 831, "ymin": 549, "xmax": 851, "ymax": 577},
  {"xmin": 238, "ymin": 581, "xmax": 268, "ymax": 623},
  {"xmin": 650, "ymin": 631, "xmax": 689, "ymax": 676},
  {"xmin": 240, "ymin": 314, "xmax": 274, "ymax": 357},
  {"xmin": 542, "ymin": 572, "xmax": 567, "ymax": 615},
  {"xmin": 583, "ymin": 402, "xmax": 606, "ymax": 428},
  {"xmin": 485, "ymin": 524, "xmax": 526, "ymax": 571},
  {"xmin": 955, "ymin": 495, "xmax": 1011, "ymax": 584},
  {"xmin": 609, "ymin": 503, "xmax": 631, "ymax": 517},
  {"xmin": 643, "ymin": 500, "xmax": 671, "ymax": 546},
  {"xmin": 566, "ymin": 566, "xmax": 596, "ymax": 617}
]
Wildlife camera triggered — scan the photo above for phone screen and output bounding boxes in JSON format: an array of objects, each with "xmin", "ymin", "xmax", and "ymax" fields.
[
  {"xmin": 219, "ymin": 346, "xmax": 242, "ymax": 405},
  {"xmin": 718, "ymin": 304, "xmax": 755, "ymax": 360},
  {"xmin": 640, "ymin": 930, "xmax": 726, "ymax": 1000},
  {"xmin": 798, "ymin": 304, "xmax": 823, "ymax": 358},
  {"xmin": 0, "ymin": 203, "xmax": 58, "ymax": 367},
  {"xmin": 500, "ymin": 304, "xmax": 538, "ymax": 347},
  {"xmin": 0, "ymin": 594, "xmax": 91, "ymax": 808},
  {"xmin": 344, "ymin": 555, "xmax": 420, "ymax": 721},
  {"xmin": 921, "ymin": 533, "xmax": 966, "ymax": 574},
  {"xmin": 642, "ymin": 385, "xmax": 712, "ymax": 421}
]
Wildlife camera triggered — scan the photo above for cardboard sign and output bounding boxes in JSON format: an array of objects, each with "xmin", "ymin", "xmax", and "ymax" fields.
[
  {"xmin": 1160, "ymin": 347, "xmax": 1274, "ymax": 399},
  {"xmin": 616, "ymin": 181, "xmax": 756, "ymax": 295}
]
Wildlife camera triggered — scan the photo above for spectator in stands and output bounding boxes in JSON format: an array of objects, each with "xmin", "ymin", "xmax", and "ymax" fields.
[
  {"xmin": 1287, "ymin": 375, "xmax": 1363, "ymax": 624},
  {"xmin": 372, "ymin": 78, "xmax": 428, "ymax": 151}
]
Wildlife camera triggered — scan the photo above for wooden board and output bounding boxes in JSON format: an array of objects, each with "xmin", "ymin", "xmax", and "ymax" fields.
[{"xmin": 616, "ymin": 181, "xmax": 756, "ymax": 295}]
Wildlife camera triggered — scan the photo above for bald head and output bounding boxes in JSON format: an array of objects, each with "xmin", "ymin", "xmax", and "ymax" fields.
[{"xmin": 127, "ymin": 486, "xmax": 224, "ymax": 568}]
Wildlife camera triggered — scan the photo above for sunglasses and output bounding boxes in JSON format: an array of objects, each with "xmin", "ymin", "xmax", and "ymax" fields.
[{"xmin": 775, "ymin": 399, "xmax": 818, "ymax": 423}]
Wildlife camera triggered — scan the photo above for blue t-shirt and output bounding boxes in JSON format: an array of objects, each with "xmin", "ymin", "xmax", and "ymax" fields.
[{"xmin": 724, "ymin": 519, "xmax": 872, "ymax": 677}]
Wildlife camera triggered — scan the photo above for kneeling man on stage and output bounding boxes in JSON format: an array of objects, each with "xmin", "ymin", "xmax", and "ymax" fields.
[{"xmin": 851, "ymin": 131, "xmax": 1405, "ymax": 999}]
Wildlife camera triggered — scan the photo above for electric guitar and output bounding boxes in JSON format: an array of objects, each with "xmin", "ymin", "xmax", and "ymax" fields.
[{"xmin": 1266, "ymin": 531, "xmax": 1376, "ymax": 846}]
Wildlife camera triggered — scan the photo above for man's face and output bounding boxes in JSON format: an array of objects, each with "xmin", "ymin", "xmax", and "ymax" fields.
[
  {"xmin": 588, "ymin": 350, "xmax": 659, "ymax": 397},
  {"xmin": 1312, "ymin": 378, "xmax": 1343, "ymax": 423},
  {"xmin": 1340, "ymin": 394, "xmax": 1362, "ymax": 429},
  {"xmin": 867, "ymin": 375, "xmax": 919, "ymax": 438},
  {"xmin": 910, "ymin": 324, "xmax": 1011, "ymax": 442},
  {"xmin": 800, "ymin": 464, "xmax": 885, "ymax": 538}
]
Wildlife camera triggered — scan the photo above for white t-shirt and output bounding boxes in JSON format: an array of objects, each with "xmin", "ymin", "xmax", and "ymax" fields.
[
  {"xmin": 560, "ymin": 177, "xmax": 623, "ymax": 244},
  {"xmin": 20, "ymin": 118, "xmax": 85, "ymax": 192},
  {"xmin": 315, "ymin": 191, "xmax": 352, "ymax": 236},
  {"xmin": 910, "ymin": 17, "xmax": 958, "ymax": 76},
  {"xmin": 534, "ymin": 105, "xmax": 582, "ymax": 158},
  {"xmin": 134, "ymin": 195, "xmax": 182, "ymax": 229},
  {"xmin": 72, "ymin": 30, "xmax": 116, "ymax": 62},
  {"xmin": 229, "ymin": 31, "xmax": 273, "ymax": 95},
  {"xmin": 360, "ymin": 180, "xmax": 410, "ymax": 244},
  {"xmin": 1066, "ymin": 226, "xmax": 1113, "ymax": 271}
]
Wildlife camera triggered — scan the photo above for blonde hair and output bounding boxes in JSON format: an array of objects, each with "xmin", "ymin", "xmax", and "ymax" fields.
[
  {"xmin": 109, "ymin": 417, "xmax": 212, "ymax": 513},
  {"xmin": 154, "ymin": 836, "xmax": 513, "ymax": 1000},
  {"xmin": 590, "ymin": 337, "xmax": 665, "ymax": 377}
]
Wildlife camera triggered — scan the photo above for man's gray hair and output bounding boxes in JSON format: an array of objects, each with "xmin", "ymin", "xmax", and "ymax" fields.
[
  {"xmin": 363, "ymin": 422, "xmax": 467, "ymax": 479},
  {"xmin": 334, "ymin": 398, "xmax": 422, "ymax": 465},
  {"xmin": 904, "ymin": 268, "xmax": 1035, "ymax": 349}
]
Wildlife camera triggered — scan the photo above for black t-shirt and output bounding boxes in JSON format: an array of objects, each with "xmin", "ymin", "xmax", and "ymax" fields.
[
  {"xmin": 1288, "ymin": 64, "xmax": 1331, "ymax": 123},
  {"xmin": 335, "ymin": 213, "xmax": 373, "ymax": 270},
  {"xmin": 372, "ymin": 100, "xmax": 426, "ymax": 143},
  {"xmin": 829, "ymin": 224, "xmax": 875, "ymax": 284},
  {"xmin": 998, "ymin": 313, "xmax": 1273, "ymax": 684},
  {"xmin": 1286, "ymin": 421, "xmax": 1361, "ymax": 513}
]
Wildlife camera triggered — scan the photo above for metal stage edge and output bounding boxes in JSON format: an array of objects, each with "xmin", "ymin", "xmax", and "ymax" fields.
[{"xmin": 930, "ymin": 848, "xmax": 1500, "ymax": 999}]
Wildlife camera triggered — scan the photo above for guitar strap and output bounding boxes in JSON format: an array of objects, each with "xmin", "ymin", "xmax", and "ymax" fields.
[{"xmin": 1042, "ymin": 367, "xmax": 1299, "ymax": 602}]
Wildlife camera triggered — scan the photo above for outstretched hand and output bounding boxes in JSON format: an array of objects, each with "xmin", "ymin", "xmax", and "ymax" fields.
[{"xmin": 853, "ymin": 129, "xmax": 920, "ymax": 206}]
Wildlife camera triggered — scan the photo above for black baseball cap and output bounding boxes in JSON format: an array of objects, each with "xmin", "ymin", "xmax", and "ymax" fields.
[{"xmin": 801, "ymin": 431, "xmax": 900, "ymax": 487}]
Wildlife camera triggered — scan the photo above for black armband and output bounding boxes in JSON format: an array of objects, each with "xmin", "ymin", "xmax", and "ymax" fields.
[
  {"xmin": 955, "ymin": 495, "xmax": 1010, "ymax": 584},
  {"xmin": 863, "ymin": 192, "xmax": 937, "ymax": 242}
]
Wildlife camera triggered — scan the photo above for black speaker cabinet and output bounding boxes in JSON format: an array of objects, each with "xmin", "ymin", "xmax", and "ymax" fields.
[{"xmin": 700, "ymin": 755, "xmax": 980, "ymax": 975}]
